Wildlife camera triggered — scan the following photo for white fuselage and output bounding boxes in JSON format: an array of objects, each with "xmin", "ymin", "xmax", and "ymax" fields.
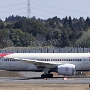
[{"xmin": 0, "ymin": 53, "xmax": 90, "ymax": 71}]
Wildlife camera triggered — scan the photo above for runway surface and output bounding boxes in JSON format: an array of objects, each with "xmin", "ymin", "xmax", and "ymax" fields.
[
  {"xmin": 0, "ymin": 72, "xmax": 90, "ymax": 84},
  {"xmin": 0, "ymin": 77, "xmax": 90, "ymax": 84}
]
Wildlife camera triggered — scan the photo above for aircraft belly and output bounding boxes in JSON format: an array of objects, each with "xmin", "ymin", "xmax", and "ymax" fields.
[
  {"xmin": 26, "ymin": 64, "xmax": 39, "ymax": 71},
  {"xmin": 0, "ymin": 61, "xmax": 29, "ymax": 71}
]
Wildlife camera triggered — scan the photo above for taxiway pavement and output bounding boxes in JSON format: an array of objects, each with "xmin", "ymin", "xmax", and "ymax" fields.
[
  {"xmin": 0, "ymin": 72, "xmax": 90, "ymax": 84},
  {"xmin": 0, "ymin": 77, "xmax": 90, "ymax": 84}
]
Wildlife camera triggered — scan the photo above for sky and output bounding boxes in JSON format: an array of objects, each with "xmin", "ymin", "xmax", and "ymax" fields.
[{"xmin": 0, "ymin": 0, "xmax": 90, "ymax": 20}]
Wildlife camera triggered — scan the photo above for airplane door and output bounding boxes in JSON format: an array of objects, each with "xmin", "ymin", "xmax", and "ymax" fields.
[
  {"xmin": 0, "ymin": 58, "xmax": 2, "ymax": 65},
  {"xmin": 83, "ymin": 58, "xmax": 88, "ymax": 64},
  {"xmin": 88, "ymin": 58, "xmax": 90, "ymax": 65}
]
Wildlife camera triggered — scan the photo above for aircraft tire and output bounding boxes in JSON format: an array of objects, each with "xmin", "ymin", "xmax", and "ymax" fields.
[
  {"xmin": 46, "ymin": 74, "xmax": 53, "ymax": 78},
  {"xmin": 41, "ymin": 74, "xmax": 46, "ymax": 78},
  {"xmin": 41, "ymin": 74, "xmax": 53, "ymax": 78}
]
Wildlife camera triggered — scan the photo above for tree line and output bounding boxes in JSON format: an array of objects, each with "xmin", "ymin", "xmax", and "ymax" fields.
[{"xmin": 0, "ymin": 15, "xmax": 90, "ymax": 48}]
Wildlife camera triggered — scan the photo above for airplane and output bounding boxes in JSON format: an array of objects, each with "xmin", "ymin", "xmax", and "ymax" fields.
[{"xmin": 0, "ymin": 53, "xmax": 89, "ymax": 78}]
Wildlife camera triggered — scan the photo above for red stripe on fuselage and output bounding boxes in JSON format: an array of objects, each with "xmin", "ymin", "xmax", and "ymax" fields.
[{"xmin": 0, "ymin": 53, "xmax": 12, "ymax": 57}]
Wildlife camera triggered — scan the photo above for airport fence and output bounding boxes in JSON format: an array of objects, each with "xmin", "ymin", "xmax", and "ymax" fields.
[{"xmin": 0, "ymin": 47, "xmax": 90, "ymax": 53}]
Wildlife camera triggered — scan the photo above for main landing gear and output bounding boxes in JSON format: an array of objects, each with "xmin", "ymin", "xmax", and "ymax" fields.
[
  {"xmin": 41, "ymin": 73, "xmax": 53, "ymax": 78},
  {"xmin": 41, "ymin": 68, "xmax": 53, "ymax": 78}
]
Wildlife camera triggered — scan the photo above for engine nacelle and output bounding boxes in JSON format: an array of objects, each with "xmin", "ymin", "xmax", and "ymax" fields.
[{"xmin": 57, "ymin": 64, "xmax": 76, "ymax": 76}]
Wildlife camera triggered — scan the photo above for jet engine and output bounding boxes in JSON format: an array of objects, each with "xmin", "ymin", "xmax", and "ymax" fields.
[{"xmin": 57, "ymin": 64, "xmax": 76, "ymax": 76}]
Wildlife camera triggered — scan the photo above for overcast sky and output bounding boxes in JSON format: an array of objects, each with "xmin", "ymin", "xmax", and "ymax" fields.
[{"xmin": 0, "ymin": 0, "xmax": 90, "ymax": 20}]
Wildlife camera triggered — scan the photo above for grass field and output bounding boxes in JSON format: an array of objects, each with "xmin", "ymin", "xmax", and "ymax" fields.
[{"xmin": 0, "ymin": 84, "xmax": 89, "ymax": 90}]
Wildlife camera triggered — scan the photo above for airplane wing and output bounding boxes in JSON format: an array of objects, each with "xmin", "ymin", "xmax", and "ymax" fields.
[{"xmin": 12, "ymin": 58, "xmax": 62, "ymax": 68}]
